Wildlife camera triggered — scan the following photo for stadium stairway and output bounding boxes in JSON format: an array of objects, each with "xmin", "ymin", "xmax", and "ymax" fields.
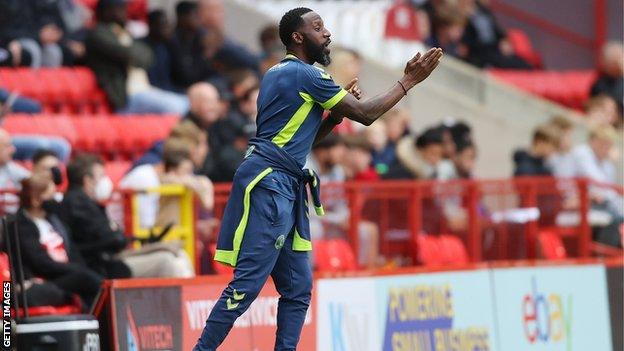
[{"xmin": 226, "ymin": 0, "xmax": 623, "ymax": 181}]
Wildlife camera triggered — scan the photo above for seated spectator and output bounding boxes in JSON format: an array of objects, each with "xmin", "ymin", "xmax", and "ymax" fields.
[
  {"xmin": 570, "ymin": 127, "xmax": 623, "ymax": 246},
  {"xmin": 0, "ymin": 88, "xmax": 42, "ymax": 114},
  {"xmin": 343, "ymin": 134, "xmax": 379, "ymax": 181},
  {"xmin": 61, "ymin": 154, "xmax": 194, "ymax": 278},
  {"xmin": 0, "ymin": 40, "xmax": 33, "ymax": 67},
  {"xmin": 0, "ymin": 129, "xmax": 29, "ymax": 189},
  {"xmin": 386, "ymin": 126, "xmax": 445, "ymax": 179},
  {"xmin": 227, "ymin": 69, "xmax": 259, "ymax": 138},
  {"xmin": 86, "ymin": 0, "xmax": 188, "ymax": 114},
  {"xmin": 258, "ymin": 24, "xmax": 281, "ymax": 61},
  {"xmin": 425, "ymin": 4, "xmax": 468, "ymax": 59},
  {"xmin": 307, "ymin": 134, "xmax": 379, "ymax": 268},
  {"xmin": 548, "ymin": 115, "xmax": 576, "ymax": 178},
  {"xmin": 121, "ymin": 136, "xmax": 213, "ymax": 229},
  {"xmin": 513, "ymin": 124, "xmax": 560, "ymax": 176},
  {"xmin": 590, "ymin": 42, "xmax": 623, "ymax": 114},
  {"xmin": 31, "ymin": 149, "xmax": 63, "ymax": 187},
  {"xmin": 439, "ymin": 139, "xmax": 477, "ymax": 180},
  {"xmin": 17, "ymin": 173, "xmax": 102, "ymax": 309},
  {"xmin": 170, "ymin": 1, "xmax": 214, "ymax": 90},
  {"xmin": 585, "ymin": 94, "xmax": 621, "ymax": 128},
  {"xmin": 198, "ymin": 0, "xmax": 259, "ymax": 72},
  {"xmin": 185, "ymin": 82, "xmax": 241, "ymax": 182},
  {"xmin": 369, "ymin": 109, "xmax": 410, "ymax": 176},
  {"xmin": 460, "ymin": 0, "xmax": 532, "ymax": 68},
  {"xmin": 143, "ymin": 10, "xmax": 175, "ymax": 92}
]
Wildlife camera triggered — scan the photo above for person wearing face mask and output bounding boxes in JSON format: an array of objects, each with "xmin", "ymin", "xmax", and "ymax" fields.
[
  {"xmin": 61, "ymin": 153, "xmax": 195, "ymax": 278},
  {"xmin": 16, "ymin": 173, "xmax": 103, "ymax": 310}
]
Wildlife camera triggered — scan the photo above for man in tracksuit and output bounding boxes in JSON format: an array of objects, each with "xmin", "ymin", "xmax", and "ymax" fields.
[{"xmin": 193, "ymin": 7, "xmax": 443, "ymax": 350}]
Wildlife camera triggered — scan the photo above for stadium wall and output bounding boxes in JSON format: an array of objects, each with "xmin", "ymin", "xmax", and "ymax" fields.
[{"xmin": 98, "ymin": 259, "xmax": 622, "ymax": 351}]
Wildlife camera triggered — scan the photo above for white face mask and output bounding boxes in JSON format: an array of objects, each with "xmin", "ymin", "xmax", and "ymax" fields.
[{"xmin": 94, "ymin": 176, "xmax": 113, "ymax": 202}]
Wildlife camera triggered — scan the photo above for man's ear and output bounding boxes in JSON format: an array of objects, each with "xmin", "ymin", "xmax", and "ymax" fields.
[{"xmin": 292, "ymin": 31, "xmax": 304, "ymax": 45}]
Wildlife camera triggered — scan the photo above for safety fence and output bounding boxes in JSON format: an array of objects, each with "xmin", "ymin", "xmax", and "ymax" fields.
[
  {"xmin": 1, "ymin": 177, "xmax": 622, "ymax": 272},
  {"xmin": 94, "ymin": 258, "xmax": 623, "ymax": 351}
]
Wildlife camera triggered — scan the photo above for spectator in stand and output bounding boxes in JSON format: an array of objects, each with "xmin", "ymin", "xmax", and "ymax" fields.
[
  {"xmin": 61, "ymin": 154, "xmax": 194, "ymax": 278},
  {"xmin": 258, "ymin": 24, "xmax": 281, "ymax": 60},
  {"xmin": 425, "ymin": 3, "xmax": 468, "ymax": 59},
  {"xmin": 170, "ymin": 1, "xmax": 214, "ymax": 90},
  {"xmin": 86, "ymin": 0, "xmax": 188, "ymax": 114},
  {"xmin": 185, "ymin": 82, "xmax": 241, "ymax": 182},
  {"xmin": 227, "ymin": 69, "xmax": 259, "ymax": 138},
  {"xmin": 343, "ymin": 134, "xmax": 379, "ymax": 181},
  {"xmin": 513, "ymin": 124, "xmax": 560, "ymax": 176},
  {"xmin": 31, "ymin": 149, "xmax": 63, "ymax": 187},
  {"xmin": 121, "ymin": 131, "xmax": 212, "ymax": 229},
  {"xmin": 591, "ymin": 42, "xmax": 623, "ymax": 115},
  {"xmin": 584, "ymin": 94, "xmax": 621, "ymax": 129},
  {"xmin": 326, "ymin": 48, "xmax": 363, "ymax": 134},
  {"xmin": 386, "ymin": 126, "xmax": 445, "ymax": 179},
  {"xmin": 307, "ymin": 134, "xmax": 379, "ymax": 268},
  {"xmin": 0, "ymin": 40, "xmax": 33, "ymax": 67},
  {"xmin": 17, "ymin": 173, "xmax": 102, "ymax": 309},
  {"xmin": 460, "ymin": 0, "xmax": 532, "ymax": 69},
  {"xmin": 439, "ymin": 139, "xmax": 477, "ymax": 180},
  {"xmin": 143, "ymin": 10, "xmax": 176, "ymax": 92},
  {"xmin": 548, "ymin": 115, "xmax": 576, "ymax": 178},
  {"xmin": 0, "ymin": 129, "xmax": 30, "ymax": 190},
  {"xmin": 570, "ymin": 127, "xmax": 623, "ymax": 247},
  {"xmin": 0, "ymin": 0, "xmax": 62, "ymax": 67},
  {"xmin": 366, "ymin": 121, "xmax": 390, "ymax": 175},
  {"xmin": 197, "ymin": 0, "xmax": 259, "ymax": 72}
]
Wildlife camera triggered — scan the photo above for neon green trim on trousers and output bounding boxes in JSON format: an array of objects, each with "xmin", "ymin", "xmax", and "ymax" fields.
[
  {"xmin": 292, "ymin": 229, "xmax": 312, "ymax": 251},
  {"xmin": 214, "ymin": 167, "xmax": 274, "ymax": 266},
  {"xmin": 272, "ymin": 92, "xmax": 315, "ymax": 147}
]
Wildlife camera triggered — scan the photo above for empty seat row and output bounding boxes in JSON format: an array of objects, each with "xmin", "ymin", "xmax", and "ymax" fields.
[
  {"xmin": 489, "ymin": 69, "xmax": 596, "ymax": 110},
  {"xmin": 4, "ymin": 114, "xmax": 179, "ymax": 159},
  {"xmin": 0, "ymin": 67, "xmax": 110, "ymax": 114}
]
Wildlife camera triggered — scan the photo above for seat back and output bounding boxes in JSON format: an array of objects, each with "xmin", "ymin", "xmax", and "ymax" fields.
[
  {"xmin": 538, "ymin": 230, "xmax": 567, "ymax": 259},
  {"xmin": 314, "ymin": 239, "xmax": 357, "ymax": 272}
]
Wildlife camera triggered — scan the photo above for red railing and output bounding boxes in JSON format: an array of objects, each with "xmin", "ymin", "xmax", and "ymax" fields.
[{"xmin": 1, "ymin": 177, "xmax": 622, "ymax": 269}]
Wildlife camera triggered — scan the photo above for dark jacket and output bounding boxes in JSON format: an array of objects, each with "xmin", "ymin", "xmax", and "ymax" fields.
[
  {"xmin": 60, "ymin": 187, "xmax": 128, "ymax": 273},
  {"xmin": 85, "ymin": 23, "xmax": 153, "ymax": 110},
  {"xmin": 513, "ymin": 150, "xmax": 552, "ymax": 176},
  {"xmin": 591, "ymin": 75, "xmax": 624, "ymax": 113},
  {"xmin": 16, "ymin": 208, "xmax": 93, "ymax": 280}
]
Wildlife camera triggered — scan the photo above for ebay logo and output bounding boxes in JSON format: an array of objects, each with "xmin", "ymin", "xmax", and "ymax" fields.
[{"xmin": 522, "ymin": 277, "xmax": 572, "ymax": 350}]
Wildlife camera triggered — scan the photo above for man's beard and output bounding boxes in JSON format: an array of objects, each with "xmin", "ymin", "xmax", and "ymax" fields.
[{"xmin": 303, "ymin": 34, "xmax": 331, "ymax": 66}]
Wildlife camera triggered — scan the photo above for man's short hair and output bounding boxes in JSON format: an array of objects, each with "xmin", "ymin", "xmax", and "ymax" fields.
[
  {"xmin": 278, "ymin": 7, "xmax": 313, "ymax": 47},
  {"xmin": 169, "ymin": 120, "xmax": 205, "ymax": 146},
  {"xmin": 313, "ymin": 133, "xmax": 343, "ymax": 150},
  {"xmin": 163, "ymin": 138, "xmax": 193, "ymax": 172},
  {"xmin": 549, "ymin": 115, "xmax": 573, "ymax": 131},
  {"xmin": 19, "ymin": 173, "xmax": 53, "ymax": 211},
  {"xmin": 67, "ymin": 153, "xmax": 103, "ymax": 188},
  {"xmin": 455, "ymin": 139, "xmax": 475, "ymax": 154},
  {"xmin": 32, "ymin": 149, "xmax": 58, "ymax": 165},
  {"xmin": 344, "ymin": 134, "xmax": 372, "ymax": 152},
  {"xmin": 176, "ymin": 1, "xmax": 197, "ymax": 17},
  {"xmin": 532, "ymin": 124, "xmax": 561, "ymax": 146},
  {"xmin": 415, "ymin": 127, "xmax": 444, "ymax": 149}
]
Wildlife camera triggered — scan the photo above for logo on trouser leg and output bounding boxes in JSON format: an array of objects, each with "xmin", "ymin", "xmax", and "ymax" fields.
[
  {"xmin": 226, "ymin": 289, "xmax": 246, "ymax": 310},
  {"xmin": 275, "ymin": 235, "xmax": 286, "ymax": 249}
]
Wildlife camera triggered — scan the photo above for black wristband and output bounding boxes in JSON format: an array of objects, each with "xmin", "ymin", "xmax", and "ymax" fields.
[{"xmin": 397, "ymin": 80, "xmax": 408, "ymax": 96}]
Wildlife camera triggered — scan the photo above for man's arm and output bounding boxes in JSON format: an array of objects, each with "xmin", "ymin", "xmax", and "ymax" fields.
[
  {"xmin": 331, "ymin": 48, "xmax": 443, "ymax": 126},
  {"xmin": 313, "ymin": 78, "xmax": 362, "ymax": 146}
]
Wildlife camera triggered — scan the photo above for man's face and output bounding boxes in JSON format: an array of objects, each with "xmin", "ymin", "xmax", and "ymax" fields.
[
  {"xmin": 454, "ymin": 147, "xmax": 476, "ymax": 178},
  {"xmin": 33, "ymin": 155, "xmax": 60, "ymax": 176},
  {"xmin": 85, "ymin": 163, "xmax": 106, "ymax": 199},
  {"xmin": 199, "ymin": 0, "xmax": 224, "ymax": 31},
  {"xmin": 189, "ymin": 85, "xmax": 221, "ymax": 126},
  {"xmin": 0, "ymin": 132, "xmax": 14, "ymax": 166},
  {"xmin": 152, "ymin": 15, "xmax": 172, "ymax": 40},
  {"xmin": 329, "ymin": 143, "xmax": 347, "ymax": 166},
  {"xmin": 300, "ymin": 12, "xmax": 332, "ymax": 66},
  {"xmin": 422, "ymin": 144, "xmax": 444, "ymax": 166}
]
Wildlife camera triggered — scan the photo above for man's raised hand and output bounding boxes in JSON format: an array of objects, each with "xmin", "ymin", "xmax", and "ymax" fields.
[{"xmin": 401, "ymin": 48, "xmax": 443, "ymax": 90}]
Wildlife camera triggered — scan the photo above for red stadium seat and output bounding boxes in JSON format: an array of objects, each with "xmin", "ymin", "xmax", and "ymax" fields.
[
  {"xmin": 489, "ymin": 69, "xmax": 596, "ymax": 110},
  {"xmin": 538, "ymin": 229, "xmax": 567, "ymax": 260},
  {"xmin": 507, "ymin": 28, "xmax": 542, "ymax": 68},
  {"xmin": 313, "ymin": 239, "xmax": 358, "ymax": 272},
  {"xmin": 438, "ymin": 234, "xmax": 469, "ymax": 264},
  {"xmin": 105, "ymin": 161, "xmax": 131, "ymax": 186},
  {"xmin": 0, "ymin": 253, "xmax": 81, "ymax": 316},
  {"xmin": 414, "ymin": 234, "xmax": 443, "ymax": 265}
]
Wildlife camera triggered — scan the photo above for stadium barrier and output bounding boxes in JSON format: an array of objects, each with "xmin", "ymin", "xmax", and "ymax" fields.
[{"xmin": 92, "ymin": 258, "xmax": 622, "ymax": 351}]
